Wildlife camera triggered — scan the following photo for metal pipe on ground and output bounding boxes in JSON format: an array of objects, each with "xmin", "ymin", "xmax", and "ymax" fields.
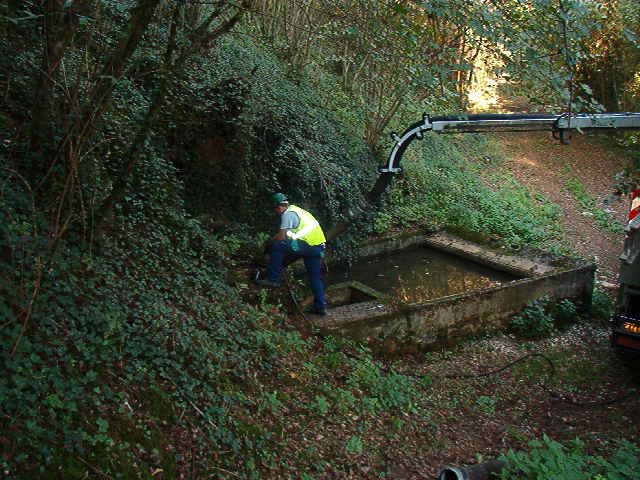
[{"xmin": 437, "ymin": 460, "xmax": 506, "ymax": 480}]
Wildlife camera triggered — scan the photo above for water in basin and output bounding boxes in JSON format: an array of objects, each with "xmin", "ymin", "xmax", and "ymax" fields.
[{"xmin": 325, "ymin": 246, "xmax": 519, "ymax": 303}]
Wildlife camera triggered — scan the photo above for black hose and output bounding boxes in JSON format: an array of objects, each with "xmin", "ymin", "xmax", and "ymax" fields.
[
  {"xmin": 442, "ymin": 352, "xmax": 638, "ymax": 408},
  {"xmin": 341, "ymin": 349, "xmax": 637, "ymax": 408},
  {"xmin": 443, "ymin": 352, "xmax": 555, "ymax": 380}
]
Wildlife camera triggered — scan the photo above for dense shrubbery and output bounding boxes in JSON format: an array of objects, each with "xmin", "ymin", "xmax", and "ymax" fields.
[
  {"xmin": 0, "ymin": 11, "xmax": 373, "ymax": 472},
  {"xmin": 0, "ymin": 14, "xmax": 374, "ymax": 475},
  {"xmin": 591, "ymin": 286, "xmax": 616, "ymax": 321},
  {"xmin": 163, "ymin": 36, "xmax": 374, "ymax": 234}
]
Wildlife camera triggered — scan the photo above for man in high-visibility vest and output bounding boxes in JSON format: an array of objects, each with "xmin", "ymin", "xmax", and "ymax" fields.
[{"xmin": 256, "ymin": 193, "xmax": 327, "ymax": 316}]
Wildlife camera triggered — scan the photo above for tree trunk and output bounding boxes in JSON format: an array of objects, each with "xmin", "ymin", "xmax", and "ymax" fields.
[
  {"xmin": 71, "ymin": 0, "xmax": 161, "ymax": 148},
  {"xmin": 29, "ymin": 0, "xmax": 78, "ymax": 162},
  {"xmin": 28, "ymin": 0, "xmax": 162, "ymax": 238},
  {"xmin": 5, "ymin": 0, "xmax": 21, "ymax": 36}
]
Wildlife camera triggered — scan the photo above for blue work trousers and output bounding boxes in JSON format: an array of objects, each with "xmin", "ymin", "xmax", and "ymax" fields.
[{"xmin": 267, "ymin": 240, "xmax": 326, "ymax": 311}]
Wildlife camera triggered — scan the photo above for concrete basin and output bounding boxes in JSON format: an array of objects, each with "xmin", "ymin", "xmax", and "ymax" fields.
[{"xmin": 312, "ymin": 231, "xmax": 595, "ymax": 350}]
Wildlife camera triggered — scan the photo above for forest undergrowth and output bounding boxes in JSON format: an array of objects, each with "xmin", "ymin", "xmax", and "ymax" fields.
[{"xmin": 2, "ymin": 1, "xmax": 640, "ymax": 477}]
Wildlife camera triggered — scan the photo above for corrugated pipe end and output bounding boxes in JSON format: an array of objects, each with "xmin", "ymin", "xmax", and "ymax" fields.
[
  {"xmin": 437, "ymin": 460, "xmax": 506, "ymax": 480},
  {"xmin": 438, "ymin": 466, "xmax": 466, "ymax": 480}
]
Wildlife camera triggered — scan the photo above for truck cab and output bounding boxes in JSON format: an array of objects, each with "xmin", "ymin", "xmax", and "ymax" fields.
[{"xmin": 611, "ymin": 190, "xmax": 640, "ymax": 352}]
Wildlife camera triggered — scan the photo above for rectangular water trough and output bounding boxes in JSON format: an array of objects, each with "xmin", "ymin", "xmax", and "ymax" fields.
[{"xmin": 312, "ymin": 231, "xmax": 595, "ymax": 350}]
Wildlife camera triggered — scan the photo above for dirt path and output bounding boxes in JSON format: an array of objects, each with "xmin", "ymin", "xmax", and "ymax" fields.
[{"xmin": 495, "ymin": 131, "xmax": 630, "ymax": 287}]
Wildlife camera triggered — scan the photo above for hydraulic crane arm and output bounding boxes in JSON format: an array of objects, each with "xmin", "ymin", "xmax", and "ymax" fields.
[{"xmin": 379, "ymin": 112, "xmax": 640, "ymax": 174}]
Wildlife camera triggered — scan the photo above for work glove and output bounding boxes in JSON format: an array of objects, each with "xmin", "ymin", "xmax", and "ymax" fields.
[{"xmin": 286, "ymin": 230, "xmax": 300, "ymax": 251}]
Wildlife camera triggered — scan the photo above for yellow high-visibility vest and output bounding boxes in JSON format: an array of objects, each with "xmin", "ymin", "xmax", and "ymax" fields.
[{"xmin": 287, "ymin": 205, "xmax": 326, "ymax": 246}]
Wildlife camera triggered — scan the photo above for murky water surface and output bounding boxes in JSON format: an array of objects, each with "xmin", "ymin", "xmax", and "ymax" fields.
[{"xmin": 325, "ymin": 247, "xmax": 519, "ymax": 303}]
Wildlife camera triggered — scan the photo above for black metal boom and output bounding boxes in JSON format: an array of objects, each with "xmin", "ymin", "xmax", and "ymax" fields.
[{"xmin": 380, "ymin": 112, "xmax": 640, "ymax": 174}]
